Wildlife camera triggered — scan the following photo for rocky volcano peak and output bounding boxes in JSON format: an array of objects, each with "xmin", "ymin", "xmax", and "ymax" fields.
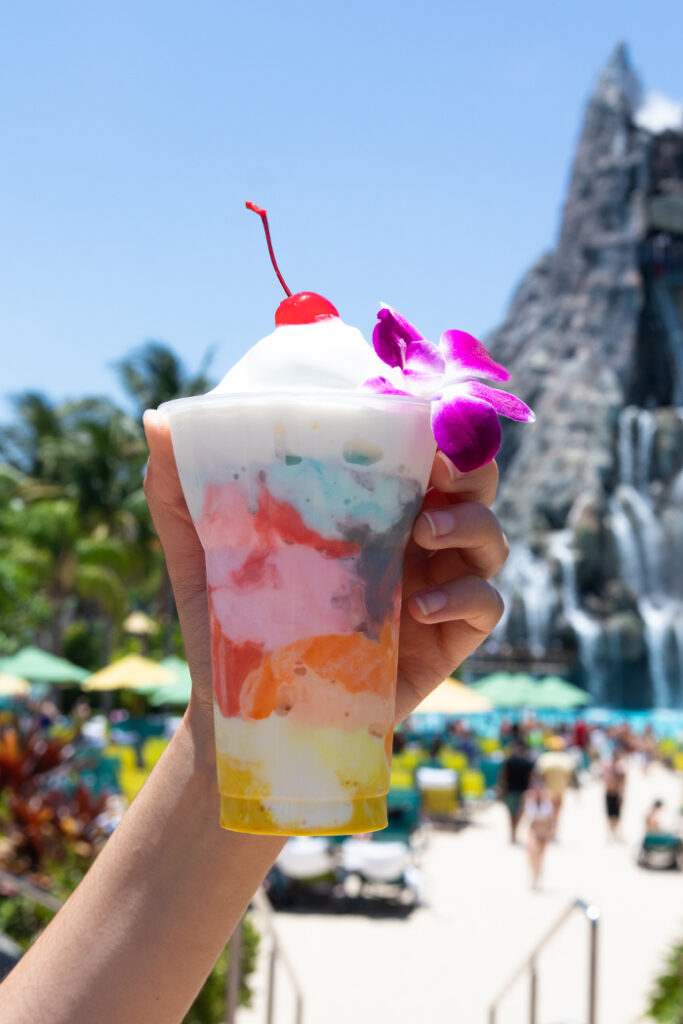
[
  {"xmin": 595, "ymin": 42, "xmax": 643, "ymax": 116},
  {"xmin": 479, "ymin": 47, "xmax": 683, "ymax": 708}
]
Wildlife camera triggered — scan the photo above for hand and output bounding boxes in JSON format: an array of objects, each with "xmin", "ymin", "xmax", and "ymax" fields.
[
  {"xmin": 395, "ymin": 450, "xmax": 508, "ymax": 720},
  {"xmin": 143, "ymin": 411, "xmax": 213, "ymax": 719},
  {"xmin": 143, "ymin": 415, "xmax": 507, "ymax": 726}
]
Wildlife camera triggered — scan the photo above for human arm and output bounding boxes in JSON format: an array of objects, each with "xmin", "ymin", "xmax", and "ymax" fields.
[{"xmin": 0, "ymin": 416, "xmax": 507, "ymax": 1024}]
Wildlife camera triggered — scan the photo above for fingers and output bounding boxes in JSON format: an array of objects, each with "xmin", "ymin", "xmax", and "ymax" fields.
[
  {"xmin": 407, "ymin": 575, "xmax": 505, "ymax": 634},
  {"xmin": 412, "ymin": 501, "xmax": 509, "ymax": 579},
  {"xmin": 428, "ymin": 452, "xmax": 499, "ymax": 508}
]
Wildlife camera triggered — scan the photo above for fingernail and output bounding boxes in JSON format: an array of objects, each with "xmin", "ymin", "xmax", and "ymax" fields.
[
  {"xmin": 437, "ymin": 451, "xmax": 458, "ymax": 482},
  {"xmin": 414, "ymin": 590, "xmax": 448, "ymax": 616},
  {"xmin": 143, "ymin": 409, "xmax": 159, "ymax": 429},
  {"xmin": 423, "ymin": 508, "xmax": 457, "ymax": 538}
]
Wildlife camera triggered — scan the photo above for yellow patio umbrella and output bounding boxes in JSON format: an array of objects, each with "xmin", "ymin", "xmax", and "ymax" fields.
[
  {"xmin": 82, "ymin": 654, "xmax": 175, "ymax": 692},
  {"xmin": 414, "ymin": 678, "xmax": 493, "ymax": 715},
  {"xmin": 0, "ymin": 672, "xmax": 31, "ymax": 697}
]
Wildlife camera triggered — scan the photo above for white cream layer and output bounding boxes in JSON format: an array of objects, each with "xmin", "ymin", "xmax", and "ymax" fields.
[
  {"xmin": 213, "ymin": 319, "xmax": 387, "ymax": 393},
  {"xmin": 213, "ymin": 707, "xmax": 389, "ymax": 803}
]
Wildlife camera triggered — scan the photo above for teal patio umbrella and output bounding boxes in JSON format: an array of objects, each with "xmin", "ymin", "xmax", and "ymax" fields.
[
  {"xmin": 472, "ymin": 672, "xmax": 538, "ymax": 708},
  {"xmin": 0, "ymin": 646, "xmax": 88, "ymax": 686},
  {"xmin": 534, "ymin": 676, "xmax": 592, "ymax": 710},
  {"xmin": 148, "ymin": 656, "xmax": 192, "ymax": 707}
]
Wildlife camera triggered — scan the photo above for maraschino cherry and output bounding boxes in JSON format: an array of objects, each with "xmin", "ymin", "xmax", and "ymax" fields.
[{"xmin": 246, "ymin": 202, "xmax": 339, "ymax": 326}]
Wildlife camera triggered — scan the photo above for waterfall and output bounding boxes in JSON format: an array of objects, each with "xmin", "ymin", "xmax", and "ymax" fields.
[
  {"xmin": 550, "ymin": 531, "xmax": 605, "ymax": 702},
  {"xmin": 491, "ymin": 402, "xmax": 681, "ymax": 708},
  {"xmin": 636, "ymin": 409, "xmax": 656, "ymax": 492},
  {"xmin": 611, "ymin": 407, "xmax": 683, "ymax": 707},
  {"xmin": 616, "ymin": 485, "xmax": 663, "ymax": 594},
  {"xmin": 641, "ymin": 599, "xmax": 673, "ymax": 707},
  {"xmin": 494, "ymin": 545, "xmax": 555, "ymax": 655},
  {"xmin": 673, "ymin": 620, "xmax": 683, "ymax": 700},
  {"xmin": 608, "ymin": 492, "xmax": 644, "ymax": 591}
]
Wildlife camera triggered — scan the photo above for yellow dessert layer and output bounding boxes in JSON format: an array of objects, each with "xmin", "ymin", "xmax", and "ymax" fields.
[{"xmin": 220, "ymin": 794, "xmax": 388, "ymax": 836}]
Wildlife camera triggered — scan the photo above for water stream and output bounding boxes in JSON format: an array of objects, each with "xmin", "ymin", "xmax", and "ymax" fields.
[
  {"xmin": 608, "ymin": 408, "xmax": 682, "ymax": 706},
  {"xmin": 493, "ymin": 404, "xmax": 682, "ymax": 706}
]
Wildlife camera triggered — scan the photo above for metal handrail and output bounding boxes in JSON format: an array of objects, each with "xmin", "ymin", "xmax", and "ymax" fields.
[
  {"xmin": 0, "ymin": 869, "xmax": 63, "ymax": 913},
  {"xmin": 488, "ymin": 897, "xmax": 600, "ymax": 1024},
  {"xmin": 226, "ymin": 888, "xmax": 304, "ymax": 1024}
]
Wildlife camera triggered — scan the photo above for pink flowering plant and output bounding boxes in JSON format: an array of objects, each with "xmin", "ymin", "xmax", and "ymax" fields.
[{"xmin": 363, "ymin": 306, "xmax": 535, "ymax": 472}]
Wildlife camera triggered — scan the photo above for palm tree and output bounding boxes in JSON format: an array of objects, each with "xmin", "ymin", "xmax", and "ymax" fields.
[
  {"xmin": 0, "ymin": 392, "xmax": 64, "ymax": 478},
  {"xmin": 116, "ymin": 341, "xmax": 216, "ymax": 652},
  {"xmin": 0, "ymin": 395, "xmax": 151, "ymax": 657},
  {"xmin": 0, "ymin": 487, "xmax": 130, "ymax": 657},
  {"xmin": 0, "ymin": 342, "xmax": 211, "ymax": 659},
  {"xmin": 52, "ymin": 397, "xmax": 147, "ymax": 530},
  {"xmin": 115, "ymin": 341, "xmax": 215, "ymax": 419}
]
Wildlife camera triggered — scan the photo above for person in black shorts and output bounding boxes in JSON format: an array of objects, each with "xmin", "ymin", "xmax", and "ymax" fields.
[
  {"xmin": 498, "ymin": 735, "xmax": 535, "ymax": 843},
  {"xmin": 603, "ymin": 749, "xmax": 626, "ymax": 840}
]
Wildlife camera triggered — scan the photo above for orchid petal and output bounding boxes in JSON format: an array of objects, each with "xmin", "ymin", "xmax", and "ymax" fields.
[
  {"xmin": 361, "ymin": 376, "xmax": 413, "ymax": 396},
  {"xmin": 403, "ymin": 339, "xmax": 446, "ymax": 382},
  {"xmin": 440, "ymin": 330, "xmax": 510, "ymax": 383},
  {"xmin": 431, "ymin": 385, "xmax": 502, "ymax": 472},
  {"xmin": 372, "ymin": 306, "xmax": 424, "ymax": 370},
  {"xmin": 464, "ymin": 381, "xmax": 535, "ymax": 422}
]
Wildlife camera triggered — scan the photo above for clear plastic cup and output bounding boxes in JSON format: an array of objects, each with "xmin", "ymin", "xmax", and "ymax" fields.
[{"xmin": 159, "ymin": 391, "xmax": 435, "ymax": 835}]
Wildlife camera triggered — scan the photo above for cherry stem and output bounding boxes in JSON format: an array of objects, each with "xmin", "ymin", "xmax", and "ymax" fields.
[{"xmin": 245, "ymin": 202, "xmax": 292, "ymax": 297}]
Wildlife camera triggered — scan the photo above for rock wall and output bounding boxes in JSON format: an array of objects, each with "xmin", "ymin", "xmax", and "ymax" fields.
[{"xmin": 481, "ymin": 45, "xmax": 683, "ymax": 707}]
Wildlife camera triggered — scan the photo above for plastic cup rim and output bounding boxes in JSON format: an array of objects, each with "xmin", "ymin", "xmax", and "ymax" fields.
[{"xmin": 158, "ymin": 389, "xmax": 432, "ymax": 416}]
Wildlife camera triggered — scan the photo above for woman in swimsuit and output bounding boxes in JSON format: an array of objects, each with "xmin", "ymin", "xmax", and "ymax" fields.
[{"xmin": 523, "ymin": 775, "xmax": 555, "ymax": 889}]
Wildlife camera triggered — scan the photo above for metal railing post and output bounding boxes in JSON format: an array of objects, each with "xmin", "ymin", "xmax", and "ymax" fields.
[
  {"xmin": 529, "ymin": 962, "xmax": 538, "ymax": 1024},
  {"xmin": 251, "ymin": 888, "xmax": 304, "ymax": 1023},
  {"xmin": 587, "ymin": 905, "xmax": 600, "ymax": 1024},
  {"xmin": 266, "ymin": 943, "xmax": 277, "ymax": 1024},
  {"xmin": 487, "ymin": 898, "xmax": 601, "ymax": 1024},
  {"xmin": 225, "ymin": 916, "xmax": 243, "ymax": 1024}
]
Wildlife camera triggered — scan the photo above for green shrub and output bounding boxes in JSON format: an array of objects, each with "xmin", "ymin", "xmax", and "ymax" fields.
[
  {"xmin": 184, "ymin": 916, "xmax": 260, "ymax": 1023},
  {"xmin": 645, "ymin": 936, "xmax": 683, "ymax": 1023}
]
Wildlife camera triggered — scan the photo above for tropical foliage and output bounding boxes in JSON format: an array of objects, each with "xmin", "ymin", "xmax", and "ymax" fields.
[
  {"xmin": 0, "ymin": 342, "xmax": 214, "ymax": 663},
  {"xmin": 646, "ymin": 935, "xmax": 683, "ymax": 1024},
  {"xmin": 0, "ymin": 707, "xmax": 259, "ymax": 1021}
]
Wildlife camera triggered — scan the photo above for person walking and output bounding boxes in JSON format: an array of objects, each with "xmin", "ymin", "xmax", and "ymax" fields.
[
  {"xmin": 603, "ymin": 748, "xmax": 627, "ymax": 840},
  {"xmin": 523, "ymin": 776, "xmax": 555, "ymax": 889},
  {"xmin": 498, "ymin": 736, "xmax": 534, "ymax": 844},
  {"xmin": 535, "ymin": 740, "xmax": 576, "ymax": 840}
]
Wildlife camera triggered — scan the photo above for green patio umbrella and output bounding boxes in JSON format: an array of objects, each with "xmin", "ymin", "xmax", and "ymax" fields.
[
  {"xmin": 0, "ymin": 646, "xmax": 88, "ymax": 685},
  {"xmin": 534, "ymin": 676, "xmax": 592, "ymax": 709},
  {"xmin": 472, "ymin": 672, "xmax": 538, "ymax": 708},
  {"xmin": 148, "ymin": 656, "xmax": 192, "ymax": 707}
]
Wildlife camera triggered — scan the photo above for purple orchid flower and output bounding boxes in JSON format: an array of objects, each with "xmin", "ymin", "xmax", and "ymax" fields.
[{"xmin": 363, "ymin": 306, "xmax": 535, "ymax": 473}]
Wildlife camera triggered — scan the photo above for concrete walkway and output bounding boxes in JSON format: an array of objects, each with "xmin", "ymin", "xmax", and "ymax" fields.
[{"xmin": 240, "ymin": 761, "xmax": 683, "ymax": 1024}]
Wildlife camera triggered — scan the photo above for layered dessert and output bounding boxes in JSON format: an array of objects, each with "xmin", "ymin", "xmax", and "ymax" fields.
[{"xmin": 162, "ymin": 326, "xmax": 434, "ymax": 834}]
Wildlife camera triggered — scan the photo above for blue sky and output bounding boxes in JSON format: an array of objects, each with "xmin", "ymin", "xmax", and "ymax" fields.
[{"xmin": 1, "ymin": 1, "xmax": 682, "ymax": 419}]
